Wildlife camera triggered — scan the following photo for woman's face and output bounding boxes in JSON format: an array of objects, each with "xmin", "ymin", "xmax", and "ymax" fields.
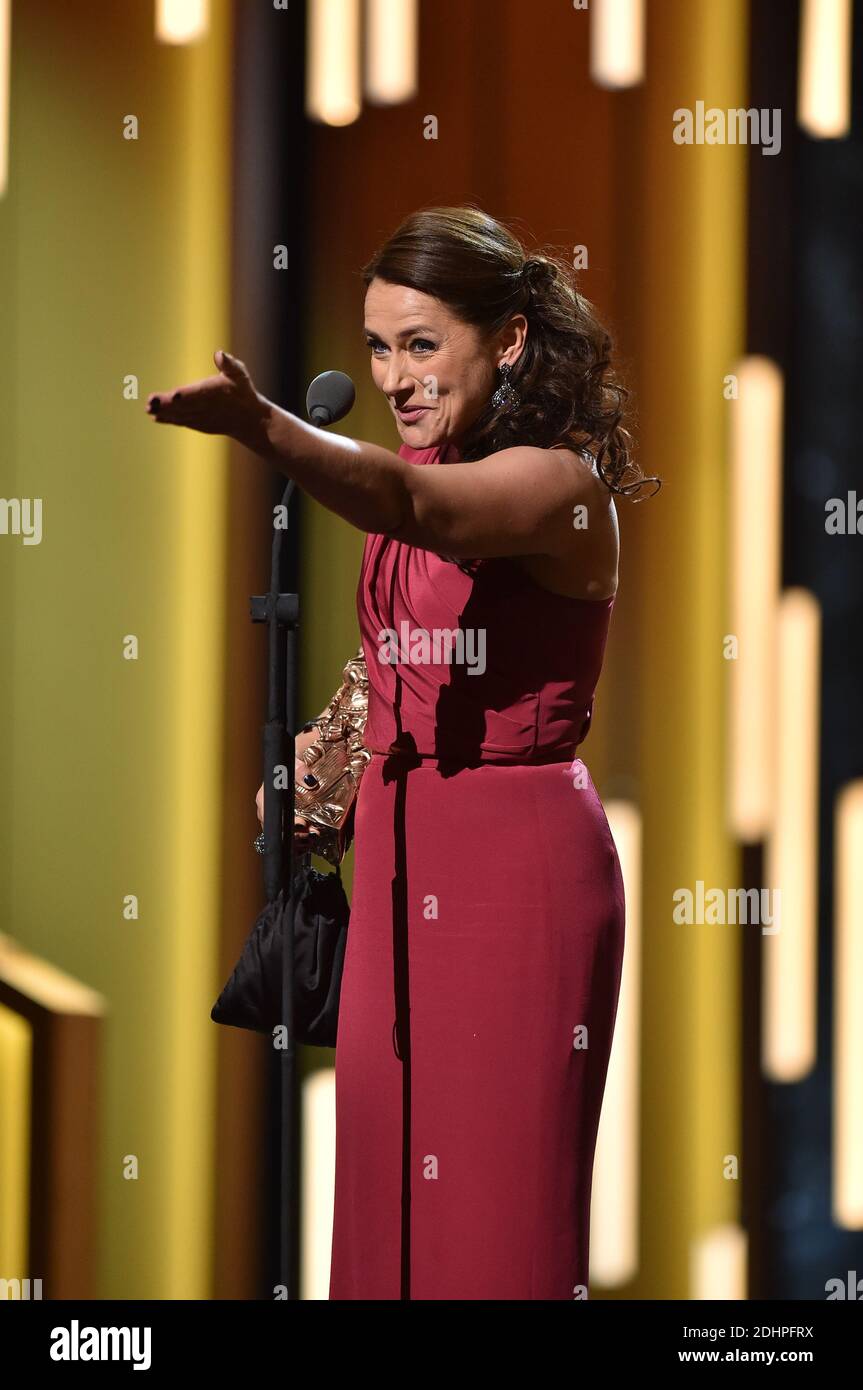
[{"xmin": 363, "ymin": 278, "xmax": 522, "ymax": 450}]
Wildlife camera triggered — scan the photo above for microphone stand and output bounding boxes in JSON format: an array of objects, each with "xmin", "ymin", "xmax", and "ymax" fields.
[
  {"xmin": 251, "ymin": 380, "xmax": 353, "ymax": 1301},
  {"xmin": 250, "ymin": 475, "xmax": 300, "ymax": 1300}
]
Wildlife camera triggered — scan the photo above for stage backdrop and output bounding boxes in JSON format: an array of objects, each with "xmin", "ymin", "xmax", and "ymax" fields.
[{"xmin": 0, "ymin": 0, "xmax": 239, "ymax": 1299}]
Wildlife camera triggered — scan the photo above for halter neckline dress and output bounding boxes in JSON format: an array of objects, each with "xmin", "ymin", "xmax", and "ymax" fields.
[{"xmin": 328, "ymin": 437, "xmax": 625, "ymax": 1300}]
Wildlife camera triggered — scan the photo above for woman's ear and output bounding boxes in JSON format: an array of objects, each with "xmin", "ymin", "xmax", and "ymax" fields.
[{"xmin": 497, "ymin": 313, "xmax": 528, "ymax": 367}]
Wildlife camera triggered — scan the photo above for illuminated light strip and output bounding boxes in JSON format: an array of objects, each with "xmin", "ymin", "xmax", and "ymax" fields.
[
  {"xmin": 590, "ymin": 0, "xmax": 645, "ymax": 90},
  {"xmin": 301, "ymin": 1066, "xmax": 337, "ymax": 1299},
  {"xmin": 590, "ymin": 800, "xmax": 641, "ymax": 1287},
  {"xmin": 728, "ymin": 357, "xmax": 783, "ymax": 843},
  {"xmin": 798, "ymin": 0, "xmax": 852, "ymax": 139},
  {"xmin": 365, "ymin": 0, "xmax": 418, "ymax": 105},
  {"xmin": 763, "ymin": 590, "xmax": 821, "ymax": 1081},
  {"xmin": 156, "ymin": 0, "xmax": 209, "ymax": 45},
  {"xmin": 306, "ymin": 0, "xmax": 361, "ymax": 127},
  {"xmin": 833, "ymin": 779, "xmax": 863, "ymax": 1227},
  {"xmin": 691, "ymin": 1223, "xmax": 748, "ymax": 1299},
  {"xmin": 0, "ymin": 0, "xmax": 9, "ymax": 197},
  {"xmin": 158, "ymin": 0, "xmax": 231, "ymax": 1292},
  {"xmin": 0, "ymin": 1004, "xmax": 31, "ymax": 1279}
]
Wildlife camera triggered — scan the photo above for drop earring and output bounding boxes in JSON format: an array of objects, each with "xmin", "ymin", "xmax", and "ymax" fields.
[{"xmin": 491, "ymin": 361, "xmax": 520, "ymax": 411}]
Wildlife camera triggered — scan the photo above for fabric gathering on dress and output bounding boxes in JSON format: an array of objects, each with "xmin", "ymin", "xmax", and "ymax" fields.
[{"xmin": 328, "ymin": 439, "xmax": 626, "ymax": 1300}]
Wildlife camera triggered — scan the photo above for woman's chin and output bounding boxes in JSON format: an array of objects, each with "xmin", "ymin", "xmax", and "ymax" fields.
[{"xmin": 397, "ymin": 417, "xmax": 447, "ymax": 446}]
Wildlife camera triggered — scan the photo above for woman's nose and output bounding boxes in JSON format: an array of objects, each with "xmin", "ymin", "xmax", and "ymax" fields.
[{"xmin": 381, "ymin": 353, "xmax": 412, "ymax": 395}]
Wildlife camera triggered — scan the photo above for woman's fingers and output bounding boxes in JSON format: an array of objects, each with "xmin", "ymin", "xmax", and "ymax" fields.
[
  {"xmin": 146, "ymin": 389, "xmax": 196, "ymax": 423},
  {"xmin": 148, "ymin": 374, "xmax": 220, "ymax": 410},
  {"xmin": 215, "ymin": 348, "xmax": 249, "ymax": 381},
  {"xmin": 256, "ymin": 780, "xmax": 321, "ymax": 841},
  {"xmin": 146, "ymin": 381, "xmax": 231, "ymax": 435},
  {"xmin": 147, "ymin": 399, "xmax": 201, "ymax": 426},
  {"xmin": 148, "ymin": 352, "xmax": 263, "ymax": 447}
]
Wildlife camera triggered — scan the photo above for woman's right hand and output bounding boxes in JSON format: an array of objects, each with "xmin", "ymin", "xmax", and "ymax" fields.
[
  {"xmin": 256, "ymin": 728, "xmax": 322, "ymax": 846},
  {"xmin": 255, "ymin": 772, "xmax": 322, "ymax": 849}
]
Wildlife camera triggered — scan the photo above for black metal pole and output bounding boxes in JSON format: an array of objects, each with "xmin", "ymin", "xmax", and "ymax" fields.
[{"xmin": 253, "ymin": 476, "xmax": 300, "ymax": 1298}]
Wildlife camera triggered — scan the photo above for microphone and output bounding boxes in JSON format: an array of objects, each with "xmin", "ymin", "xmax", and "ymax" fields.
[{"xmin": 306, "ymin": 370, "xmax": 356, "ymax": 426}]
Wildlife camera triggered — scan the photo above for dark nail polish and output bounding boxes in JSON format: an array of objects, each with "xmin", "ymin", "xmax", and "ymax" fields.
[{"xmin": 172, "ymin": 391, "xmax": 182, "ymax": 403}]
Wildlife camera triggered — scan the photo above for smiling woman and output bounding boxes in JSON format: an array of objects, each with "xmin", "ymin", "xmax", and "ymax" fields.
[
  {"xmin": 360, "ymin": 206, "xmax": 656, "ymax": 492},
  {"xmin": 362, "ymin": 285, "xmax": 508, "ymax": 449},
  {"xmin": 147, "ymin": 344, "xmax": 617, "ymax": 592},
  {"xmin": 147, "ymin": 204, "xmax": 658, "ymax": 1300}
]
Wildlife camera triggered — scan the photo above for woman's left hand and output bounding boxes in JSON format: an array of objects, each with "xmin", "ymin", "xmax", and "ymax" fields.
[{"xmin": 147, "ymin": 349, "xmax": 272, "ymax": 454}]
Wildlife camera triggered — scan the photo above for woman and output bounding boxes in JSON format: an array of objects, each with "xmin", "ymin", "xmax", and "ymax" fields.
[{"xmin": 147, "ymin": 205, "xmax": 657, "ymax": 1301}]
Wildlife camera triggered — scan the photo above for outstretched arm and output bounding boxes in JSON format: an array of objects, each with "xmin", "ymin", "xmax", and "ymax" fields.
[
  {"xmin": 148, "ymin": 351, "xmax": 408, "ymax": 534},
  {"xmin": 148, "ymin": 350, "xmax": 597, "ymax": 560}
]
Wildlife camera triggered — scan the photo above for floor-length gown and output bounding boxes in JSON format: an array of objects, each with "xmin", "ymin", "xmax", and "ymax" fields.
[{"xmin": 328, "ymin": 439, "xmax": 625, "ymax": 1300}]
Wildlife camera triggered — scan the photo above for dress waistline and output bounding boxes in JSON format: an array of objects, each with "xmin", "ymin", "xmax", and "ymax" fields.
[{"xmin": 367, "ymin": 747, "xmax": 582, "ymax": 770}]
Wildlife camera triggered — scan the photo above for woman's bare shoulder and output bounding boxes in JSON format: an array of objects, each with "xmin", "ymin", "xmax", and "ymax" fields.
[{"xmin": 547, "ymin": 441, "xmax": 603, "ymax": 483}]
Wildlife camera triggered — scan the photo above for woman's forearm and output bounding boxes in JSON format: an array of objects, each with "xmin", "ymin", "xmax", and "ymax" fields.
[
  {"xmin": 147, "ymin": 353, "xmax": 412, "ymax": 537},
  {"xmin": 256, "ymin": 400, "xmax": 411, "ymax": 536}
]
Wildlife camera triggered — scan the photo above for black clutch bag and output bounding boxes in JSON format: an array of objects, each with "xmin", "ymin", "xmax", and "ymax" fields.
[{"xmin": 211, "ymin": 858, "xmax": 350, "ymax": 1047}]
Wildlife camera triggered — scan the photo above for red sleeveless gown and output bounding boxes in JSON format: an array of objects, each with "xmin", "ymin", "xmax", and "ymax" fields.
[{"xmin": 328, "ymin": 440, "xmax": 625, "ymax": 1300}]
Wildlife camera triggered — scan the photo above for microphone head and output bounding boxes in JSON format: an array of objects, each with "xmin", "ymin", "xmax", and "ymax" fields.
[{"xmin": 306, "ymin": 371, "xmax": 356, "ymax": 427}]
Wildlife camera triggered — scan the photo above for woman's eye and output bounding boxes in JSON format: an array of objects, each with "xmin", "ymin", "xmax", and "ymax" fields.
[{"xmin": 366, "ymin": 338, "xmax": 435, "ymax": 354}]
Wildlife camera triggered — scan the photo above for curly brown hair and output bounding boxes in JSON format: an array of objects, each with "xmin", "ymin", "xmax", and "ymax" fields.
[{"xmin": 360, "ymin": 204, "xmax": 660, "ymax": 499}]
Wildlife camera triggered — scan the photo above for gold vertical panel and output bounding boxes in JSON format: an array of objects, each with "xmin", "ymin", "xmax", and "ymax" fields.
[
  {"xmin": 632, "ymin": 0, "xmax": 747, "ymax": 1295},
  {"xmin": 0, "ymin": 1004, "xmax": 32, "ymax": 1280},
  {"xmin": 159, "ymin": 0, "xmax": 233, "ymax": 1299},
  {"xmin": 0, "ymin": 0, "xmax": 233, "ymax": 1296},
  {"xmin": 591, "ymin": 801, "xmax": 642, "ymax": 1287}
]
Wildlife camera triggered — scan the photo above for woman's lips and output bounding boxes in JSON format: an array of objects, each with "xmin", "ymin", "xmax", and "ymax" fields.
[{"xmin": 395, "ymin": 405, "xmax": 432, "ymax": 422}]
